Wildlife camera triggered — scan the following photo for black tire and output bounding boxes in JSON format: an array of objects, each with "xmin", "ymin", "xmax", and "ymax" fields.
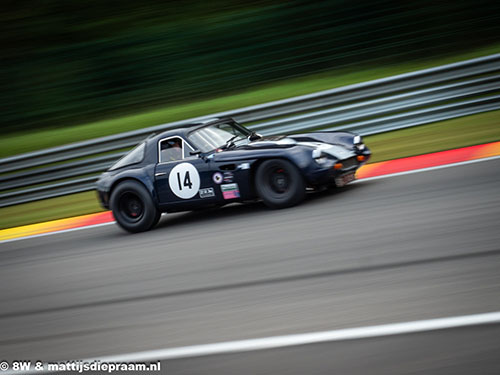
[
  {"xmin": 255, "ymin": 159, "xmax": 306, "ymax": 209},
  {"xmin": 110, "ymin": 180, "xmax": 161, "ymax": 233}
]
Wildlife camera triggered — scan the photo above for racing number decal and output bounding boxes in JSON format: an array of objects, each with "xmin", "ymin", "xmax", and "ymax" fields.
[
  {"xmin": 177, "ymin": 172, "xmax": 193, "ymax": 190},
  {"xmin": 168, "ymin": 163, "xmax": 200, "ymax": 199}
]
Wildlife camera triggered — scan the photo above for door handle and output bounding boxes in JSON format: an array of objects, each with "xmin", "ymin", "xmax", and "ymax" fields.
[{"xmin": 155, "ymin": 172, "xmax": 166, "ymax": 177}]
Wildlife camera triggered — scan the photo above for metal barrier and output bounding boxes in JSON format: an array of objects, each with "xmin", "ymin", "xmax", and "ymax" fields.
[{"xmin": 1, "ymin": 54, "xmax": 499, "ymax": 208}]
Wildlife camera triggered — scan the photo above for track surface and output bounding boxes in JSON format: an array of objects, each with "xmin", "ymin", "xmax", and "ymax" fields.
[
  {"xmin": 166, "ymin": 324, "xmax": 500, "ymax": 375},
  {"xmin": 1, "ymin": 159, "xmax": 500, "ymax": 373}
]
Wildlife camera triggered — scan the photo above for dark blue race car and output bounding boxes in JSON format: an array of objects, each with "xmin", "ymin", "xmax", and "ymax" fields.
[{"xmin": 96, "ymin": 117, "xmax": 371, "ymax": 232}]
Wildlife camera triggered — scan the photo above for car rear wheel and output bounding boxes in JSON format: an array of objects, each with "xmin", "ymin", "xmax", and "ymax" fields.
[
  {"xmin": 255, "ymin": 159, "xmax": 305, "ymax": 209},
  {"xmin": 110, "ymin": 180, "xmax": 160, "ymax": 233}
]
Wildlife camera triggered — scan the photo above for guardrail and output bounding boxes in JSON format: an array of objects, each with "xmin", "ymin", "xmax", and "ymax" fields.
[{"xmin": 1, "ymin": 54, "xmax": 499, "ymax": 208}]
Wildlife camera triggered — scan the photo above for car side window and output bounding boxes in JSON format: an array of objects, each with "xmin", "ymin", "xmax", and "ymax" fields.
[
  {"xmin": 109, "ymin": 142, "xmax": 145, "ymax": 171},
  {"xmin": 183, "ymin": 141, "xmax": 195, "ymax": 158},
  {"xmin": 159, "ymin": 137, "xmax": 196, "ymax": 163},
  {"xmin": 160, "ymin": 137, "xmax": 184, "ymax": 163}
]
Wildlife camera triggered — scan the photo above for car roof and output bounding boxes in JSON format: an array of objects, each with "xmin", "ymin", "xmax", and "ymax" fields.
[{"xmin": 149, "ymin": 117, "xmax": 234, "ymax": 143}]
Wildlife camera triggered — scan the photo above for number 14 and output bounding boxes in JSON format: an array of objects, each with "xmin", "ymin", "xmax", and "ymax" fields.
[{"xmin": 177, "ymin": 171, "xmax": 193, "ymax": 190}]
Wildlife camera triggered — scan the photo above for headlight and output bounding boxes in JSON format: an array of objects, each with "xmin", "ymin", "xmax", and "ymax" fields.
[
  {"xmin": 315, "ymin": 156, "xmax": 330, "ymax": 165},
  {"xmin": 353, "ymin": 135, "xmax": 365, "ymax": 151},
  {"xmin": 312, "ymin": 150, "xmax": 336, "ymax": 167}
]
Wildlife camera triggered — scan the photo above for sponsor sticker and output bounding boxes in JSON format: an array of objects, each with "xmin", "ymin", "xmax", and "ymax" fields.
[
  {"xmin": 213, "ymin": 172, "xmax": 223, "ymax": 184},
  {"xmin": 221, "ymin": 183, "xmax": 240, "ymax": 200},
  {"xmin": 199, "ymin": 187, "xmax": 215, "ymax": 198},
  {"xmin": 223, "ymin": 171, "xmax": 234, "ymax": 183}
]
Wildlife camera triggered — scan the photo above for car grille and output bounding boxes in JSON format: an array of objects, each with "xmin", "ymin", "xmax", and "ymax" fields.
[{"xmin": 342, "ymin": 156, "xmax": 358, "ymax": 169}]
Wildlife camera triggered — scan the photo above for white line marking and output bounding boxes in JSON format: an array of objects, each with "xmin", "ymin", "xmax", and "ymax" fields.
[
  {"xmin": 2, "ymin": 154, "xmax": 500, "ymax": 244},
  {"xmin": 97, "ymin": 311, "xmax": 500, "ymax": 361},
  {"xmin": 6, "ymin": 311, "xmax": 500, "ymax": 374}
]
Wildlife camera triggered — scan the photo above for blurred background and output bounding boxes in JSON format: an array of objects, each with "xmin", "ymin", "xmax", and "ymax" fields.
[{"xmin": 2, "ymin": 0, "xmax": 499, "ymax": 133}]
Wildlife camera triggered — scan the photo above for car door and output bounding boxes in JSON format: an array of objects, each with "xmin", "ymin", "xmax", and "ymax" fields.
[{"xmin": 154, "ymin": 136, "xmax": 216, "ymax": 207}]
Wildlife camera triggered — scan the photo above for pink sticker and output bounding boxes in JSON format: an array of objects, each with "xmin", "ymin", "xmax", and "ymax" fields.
[{"xmin": 221, "ymin": 183, "xmax": 240, "ymax": 200}]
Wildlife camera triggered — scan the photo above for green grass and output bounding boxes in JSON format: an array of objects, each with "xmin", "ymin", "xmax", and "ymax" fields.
[
  {"xmin": 1, "ymin": 43, "xmax": 499, "ymax": 159},
  {"xmin": 0, "ymin": 191, "xmax": 104, "ymax": 230},
  {"xmin": 1, "ymin": 109, "xmax": 499, "ymax": 230},
  {"xmin": 365, "ymin": 110, "xmax": 500, "ymax": 162}
]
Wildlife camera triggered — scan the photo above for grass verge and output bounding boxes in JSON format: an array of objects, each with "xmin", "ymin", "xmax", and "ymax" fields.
[
  {"xmin": 1, "ymin": 43, "xmax": 499, "ymax": 159},
  {"xmin": 1, "ymin": 110, "xmax": 499, "ymax": 230},
  {"xmin": 0, "ymin": 191, "xmax": 105, "ymax": 230}
]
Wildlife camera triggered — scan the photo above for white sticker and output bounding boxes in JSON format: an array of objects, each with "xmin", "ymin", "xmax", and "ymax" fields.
[
  {"xmin": 168, "ymin": 163, "xmax": 200, "ymax": 199},
  {"xmin": 199, "ymin": 187, "xmax": 215, "ymax": 198}
]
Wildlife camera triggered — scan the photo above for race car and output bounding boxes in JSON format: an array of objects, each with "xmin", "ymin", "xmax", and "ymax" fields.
[{"xmin": 96, "ymin": 117, "xmax": 370, "ymax": 232}]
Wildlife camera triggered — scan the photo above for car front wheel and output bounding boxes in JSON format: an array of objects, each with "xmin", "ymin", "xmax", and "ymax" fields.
[
  {"xmin": 110, "ymin": 180, "xmax": 160, "ymax": 233},
  {"xmin": 255, "ymin": 159, "xmax": 305, "ymax": 209}
]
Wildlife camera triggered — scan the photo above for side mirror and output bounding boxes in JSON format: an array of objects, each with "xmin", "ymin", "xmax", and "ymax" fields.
[
  {"xmin": 248, "ymin": 131, "xmax": 262, "ymax": 141},
  {"xmin": 190, "ymin": 150, "xmax": 210, "ymax": 162}
]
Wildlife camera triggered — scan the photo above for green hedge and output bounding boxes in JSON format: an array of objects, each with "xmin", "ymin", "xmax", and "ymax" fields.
[{"xmin": 2, "ymin": 0, "xmax": 499, "ymax": 133}]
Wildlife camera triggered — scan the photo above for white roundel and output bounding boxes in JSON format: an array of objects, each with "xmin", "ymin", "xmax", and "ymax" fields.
[{"xmin": 168, "ymin": 163, "xmax": 200, "ymax": 199}]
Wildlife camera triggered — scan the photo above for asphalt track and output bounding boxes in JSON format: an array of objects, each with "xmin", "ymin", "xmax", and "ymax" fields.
[{"xmin": 1, "ymin": 158, "xmax": 500, "ymax": 373}]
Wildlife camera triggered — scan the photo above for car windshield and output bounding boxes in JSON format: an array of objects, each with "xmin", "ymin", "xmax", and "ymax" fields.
[{"xmin": 187, "ymin": 122, "xmax": 250, "ymax": 152}]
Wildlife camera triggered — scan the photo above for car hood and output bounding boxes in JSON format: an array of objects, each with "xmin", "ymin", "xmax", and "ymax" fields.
[{"xmin": 240, "ymin": 134, "xmax": 355, "ymax": 160}]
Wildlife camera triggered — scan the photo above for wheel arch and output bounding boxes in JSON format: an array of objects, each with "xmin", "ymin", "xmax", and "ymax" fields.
[
  {"xmin": 252, "ymin": 157, "xmax": 306, "ymax": 208},
  {"xmin": 250, "ymin": 155, "xmax": 303, "ymax": 186},
  {"xmin": 109, "ymin": 177, "xmax": 158, "ymax": 207}
]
